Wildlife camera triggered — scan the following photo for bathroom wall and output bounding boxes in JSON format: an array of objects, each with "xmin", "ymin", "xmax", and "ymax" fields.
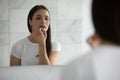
[
  {"xmin": 0, "ymin": 0, "xmax": 82, "ymax": 66},
  {"xmin": 82, "ymin": 0, "xmax": 94, "ymax": 54},
  {"xmin": 0, "ymin": 0, "xmax": 10, "ymax": 66}
]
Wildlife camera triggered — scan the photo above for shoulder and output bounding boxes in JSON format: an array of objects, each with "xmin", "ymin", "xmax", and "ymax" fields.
[
  {"xmin": 68, "ymin": 53, "xmax": 92, "ymax": 67},
  {"xmin": 61, "ymin": 53, "xmax": 95, "ymax": 80},
  {"xmin": 51, "ymin": 41, "xmax": 61, "ymax": 52},
  {"xmin": 11, "ymin": 37, "xmax": 28, "ymax": 52},
  {"xmin": 12, "ymin": 37, "xmax": 27, "ymax": 48},
  {"xmin": 11, "ymin": 37, "xmax": 27, "ymax": 58}
]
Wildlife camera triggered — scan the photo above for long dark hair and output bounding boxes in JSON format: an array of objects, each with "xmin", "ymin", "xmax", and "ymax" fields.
[
  {"xmin": 92, "ymin": 0, "xmax": 120, "ymax": 45},
  {"xmin": 27, "ymin": 5, "xmax": 52, "ymax": 57}
]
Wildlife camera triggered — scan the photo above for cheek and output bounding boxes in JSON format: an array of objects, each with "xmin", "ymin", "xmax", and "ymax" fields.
[
  {"xmin": 31, "ymin": 22, "xmax": 40, "ymax": 30},
  {"xmin": 46, "ymin": 21, "xmax": 50, "ymax": 27},
  {"xmin": 32, "ymin": 21, "xmax": 40, "ymax": 27},
  {"xmin": 46, "ymin": 23, "xmax": 50, "ymax": 30}
]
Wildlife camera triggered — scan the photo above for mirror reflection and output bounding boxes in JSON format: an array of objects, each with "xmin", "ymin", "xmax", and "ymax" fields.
[
  {"xmin": 10, "ymin": 5, "xmax": 61, "ymax": 66},
  {"xmin": 0, "ymin": 0, "xmax": 82, "ymax": 66}
]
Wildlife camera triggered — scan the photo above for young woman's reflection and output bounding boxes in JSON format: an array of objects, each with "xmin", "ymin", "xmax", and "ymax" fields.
[{"xmin": 10, "ymin": 5, "xmax": 61, "ymax": 66}]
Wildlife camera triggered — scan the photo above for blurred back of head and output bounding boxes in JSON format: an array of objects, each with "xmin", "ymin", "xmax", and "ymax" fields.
[{"xmin": 92, "ymin": 0, "xmax": 120, "ymax": 45}]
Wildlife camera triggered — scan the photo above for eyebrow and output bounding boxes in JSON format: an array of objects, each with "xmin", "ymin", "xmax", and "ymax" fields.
[{"xmin": 36, "ymin": 15, "xmax": 49, "ymax": 17}]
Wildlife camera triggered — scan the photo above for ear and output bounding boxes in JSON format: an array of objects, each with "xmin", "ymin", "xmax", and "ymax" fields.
[
  {"xmin": 87, "ymin": 33, "xmax": 101, "ymax": 48},
  {"xmin": 87, "ymin": 34, "xmax": 96, "ymax": 44}
]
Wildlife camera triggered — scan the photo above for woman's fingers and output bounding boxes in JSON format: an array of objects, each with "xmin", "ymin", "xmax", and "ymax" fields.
[
  {"xmin": 40, "ymin": 28, "xmax": 47, "ymax": 37},
  {"xmin": 39, "ymin": 28, "xmax": 43, "ymax": 35}
]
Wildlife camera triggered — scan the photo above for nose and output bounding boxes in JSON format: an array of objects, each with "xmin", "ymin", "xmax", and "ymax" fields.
[{"xmin": 41, "ymin": 18, "xmax": 46, "ymax": 24}]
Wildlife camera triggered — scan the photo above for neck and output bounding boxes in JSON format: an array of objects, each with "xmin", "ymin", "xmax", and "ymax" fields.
[
  {"xmin": 100, "ymin": 40, "xmax": 118, "ymax": 47},
  {"xmin": 28, "ymin": 35, "xmax": 37, "ymax": 43}
]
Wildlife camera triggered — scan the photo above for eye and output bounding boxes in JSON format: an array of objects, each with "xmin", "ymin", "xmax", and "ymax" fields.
[
  {"xmin": 36, "ymin": 17, "xmax": 41, "ymax": 20},
  {"xmin": 45, "ymin": 17, "xmax": 49, "ymax": 20}
]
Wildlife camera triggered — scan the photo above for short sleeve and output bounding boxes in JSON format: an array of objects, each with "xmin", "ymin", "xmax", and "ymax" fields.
[
  {"xmin": 51, "ymin": 41, "xmax": 61, "ymax": 52},
  {"xmin": 11, "ymin": 43, "xmax": 21, "ymax": 59}
]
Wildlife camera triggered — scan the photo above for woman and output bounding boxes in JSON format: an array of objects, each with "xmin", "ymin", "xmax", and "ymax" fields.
[
  {"xmin": 61, "ymin": 0, "xmax": 120, "ymax": 80},
  {"xmin": 10, "ymin": 5, "xmax": 61, "ymax": 66}
]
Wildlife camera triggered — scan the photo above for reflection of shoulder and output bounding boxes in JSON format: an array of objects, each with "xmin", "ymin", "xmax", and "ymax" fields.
[
  {"xmin": 12, "ymin": 37, "xmax": 27, "ymax": 49},
  {"xmin": 51, "ymin": 41, "xmax": 61, "ymax": 52}
]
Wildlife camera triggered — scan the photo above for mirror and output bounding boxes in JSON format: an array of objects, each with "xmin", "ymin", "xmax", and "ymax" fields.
[{"xmin": 0, "ymin": 0, "xmax": 82, "ymax": 66}]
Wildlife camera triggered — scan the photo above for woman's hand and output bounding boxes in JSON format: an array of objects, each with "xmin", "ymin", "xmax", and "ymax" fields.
[{"xmin": 32, "ymin": 28, "xmax": 47, "ymax": 47}]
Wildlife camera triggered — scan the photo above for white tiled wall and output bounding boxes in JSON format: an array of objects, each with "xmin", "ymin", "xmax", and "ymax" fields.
[
  {"xmin": 0, "ymin": 0, "xmax": 82, "ymax": 66},
  {"xmin": 0, "ymin": 0, "xmax": 10, "ymax": 66},
  {"xmin": 0, "ymin": 0, "xmax": 9, "ymax": 21},
  {"xmin": 57, "ymin": 0, "xmax": 82, "ymax": 19},
  {"xmin": 82, "ymin": 0, "xmax": 94, "ymax": 54},
  {"xmin": 56, "ymin": 0, "xmax": 82, "ymax": 64}
]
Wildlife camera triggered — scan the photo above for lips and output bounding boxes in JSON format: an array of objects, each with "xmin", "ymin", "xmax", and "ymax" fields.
[
  {"xmin": 40, "ymin": 25, "xmax": 46, "ymax": 28},
  {"xmin": 39, "ymin": 25, "xmax": 46, "ymax": 32}
]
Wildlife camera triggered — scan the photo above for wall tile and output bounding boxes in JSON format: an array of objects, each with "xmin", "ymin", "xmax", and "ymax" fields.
[
  {"xmin": 0, "ymin": 21, "xmax": 9, "ymax": 32},
  {"xmin": 10, "ymin": 9, "xmax": 30, "ymax": 33},
  {"xmin": 52, "ymin": 32, "xmax": 82, "ymax": 44},
  {"xmin": 36, "ymin": 0, "xmax": 57, "ymax": 8},
  {"xmin": 10, "ymin": 0, "xmax": 37, "ymax": 9},
  {"xmin": 0, "ymin": 33, "xmax": 9, "ymax": 46},
  {"xmin": 0, "ymin": 0, "xmax": 9, "ymax": 20},
  {"xmin": 56, "ymin": 19, "xmax": 82, "ymax": 32},
  {"xmin": 57, "ymin": 0, "xmax": 82, "ymax": 19},
  {"xmin": 0, "ymin": 45, "xmax": 10, "ymax": 66}
]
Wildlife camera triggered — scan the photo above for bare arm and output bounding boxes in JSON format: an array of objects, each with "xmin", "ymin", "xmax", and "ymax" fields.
[
  {"xmin": 49, "ymin": 51, "xmax": 59, "ymax": 65},
  {"xmin": 38, "ymin": 45, "xmax": 51, "ymax": 65},
  {"xmin": 10, "ymin": 55, "xmax": 21, "ymax": 66},
  {"xmin": 31, "ymin": 28, "xmax": 59, "ymax": 65},
  {"xmin": 39, "ymin": 45, "xmax": 59, "ymax": 65},
  {"xmin": 33, "ymin": 28, "xmax": 51, "ymax": 65}
]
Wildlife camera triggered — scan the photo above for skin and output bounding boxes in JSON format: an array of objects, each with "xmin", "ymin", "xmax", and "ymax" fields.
[
  {"xmin": 10, "ymin": 9, "xmax": 59, "ymax": 66},
  {"xmin": 87, "ymin": 33, "xmax": 117, "ymax": 48},
  {"xmin": 87, "ymin": 34, "xmax": 101, "ymax": 48}
]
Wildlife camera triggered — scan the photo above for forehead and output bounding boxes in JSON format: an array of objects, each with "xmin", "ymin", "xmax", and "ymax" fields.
[{"xmin": 33, "ymin": 9, "xmax": 50, "ymax": 17}]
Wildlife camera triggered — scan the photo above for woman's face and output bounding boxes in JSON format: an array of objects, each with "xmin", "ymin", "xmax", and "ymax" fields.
[{"xmin": 29, "ymin": 9, "xmax": 50, "ymax": 33}]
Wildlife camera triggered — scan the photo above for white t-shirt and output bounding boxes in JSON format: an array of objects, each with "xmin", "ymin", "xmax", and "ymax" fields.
[
  {"xmin": 11, "ymin": 37, "xmax": 61, "ymax": 65},
  {"xmin": 61, "ymin": 45, "xmax": 120, "ymax": 80}
]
